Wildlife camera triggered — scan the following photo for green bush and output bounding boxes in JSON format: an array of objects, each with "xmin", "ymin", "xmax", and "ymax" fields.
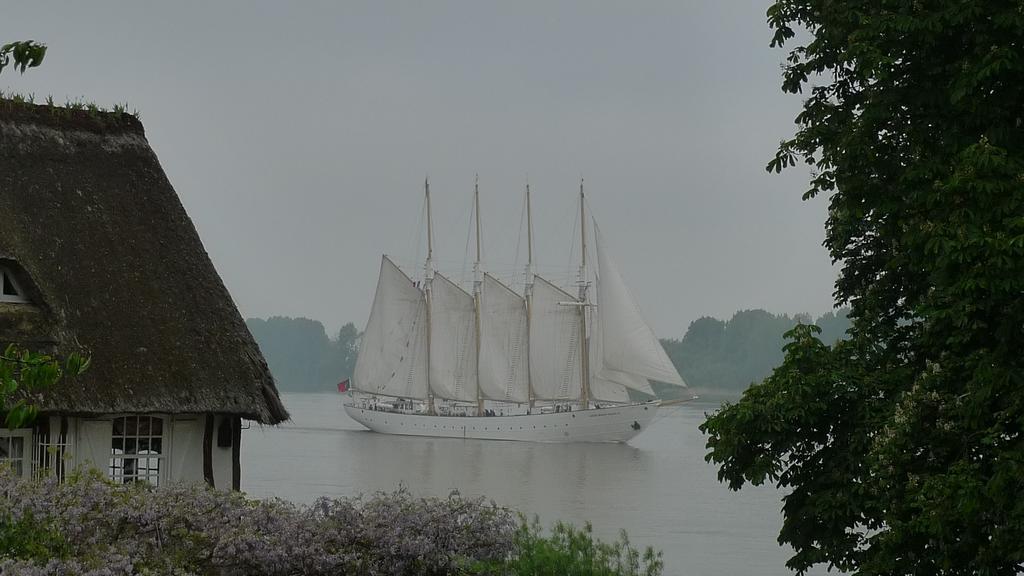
[
  {"xmin": 470, "ymin": 515, "xmax": 663, "ymax": 576},
  {"xmin": 0, "ymin": 511, "xmax": 70, "ymax": 564}
]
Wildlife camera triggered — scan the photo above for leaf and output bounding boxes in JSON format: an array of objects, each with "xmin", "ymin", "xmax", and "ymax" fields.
[{"xmin": 0, "ymin": 40, "xmax": 47, "ymax": 76}]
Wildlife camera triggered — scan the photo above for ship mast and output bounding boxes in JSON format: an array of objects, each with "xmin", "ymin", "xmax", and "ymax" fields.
[
  {"xmin": 473, "ymin": 176, "xmax": 485, "ymax": 416},
  {"xmin": 578, "ymin": 180, "xmax": 591, "ymax": 410},
  {"xmin": 424, "ymin": 178, "xmax": 436, "ymax": 415},
  {"xmin": 524, "ymin": 182, "xmax": 536, "ymax": 409}
]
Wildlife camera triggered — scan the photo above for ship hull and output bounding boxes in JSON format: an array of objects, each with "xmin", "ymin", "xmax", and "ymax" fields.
[{"xmin": 343, "ymin": 401, "xmax": 659, "ymax": 443}]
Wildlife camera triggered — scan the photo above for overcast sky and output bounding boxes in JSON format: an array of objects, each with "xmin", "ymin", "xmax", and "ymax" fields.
[{"xmin": 3, "ymin": 2, "xmax": 836, "ymax": 338}]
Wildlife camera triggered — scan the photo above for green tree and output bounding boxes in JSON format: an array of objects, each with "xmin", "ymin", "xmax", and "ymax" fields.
[
  {"xmin": 246, "ymin": 317, "xmax": 361, "ymax": 392},
  {"xmin": 327, "ymin": 322, "xmax": 360, "ymax": 381},
  {"xmin": 0, "ymin": 345, "xmax": 88, "ymax": 428},
  {"xmin": 662, "ymin": 309, "xmax": 847, "ymax": 393},
  {"xmin": 703, "ymin": 2, "xmax": 1024, "ymax": 575},
  {"xmin": 0, "ymin": 41, "xmax": 46, "ymax": 76},
  {"xmin": 247, "ymin": 317, "xmax": 331, "ymax": 392}
]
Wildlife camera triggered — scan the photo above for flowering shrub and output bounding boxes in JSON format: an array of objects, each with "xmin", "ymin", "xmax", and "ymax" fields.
[
  {"xmin": 0, "ymin": 469, "xmax": 662, "ymax": 575},
  {"xmin": 0, "ymin": 469, "xmax": 513, "ymax": 575}
]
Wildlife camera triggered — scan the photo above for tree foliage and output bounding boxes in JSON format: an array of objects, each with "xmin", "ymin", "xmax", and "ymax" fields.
[
  {"xmin": 0, "ymin": 41, "xmax": 46, "ymax": 76},
  {"xmin": 0, "ymin": 345, "xmax": 89, "ymax": 429},
  {"xmin": 246, "ymin": 317, "xmax": 359, "ymax": 393},
  {"xmin": 661, "ymin": 309, "xmax": 849, "ymax": 392},
  {"xmin": 703, "ymin": 2, "xmax": 1024, "ymax": 575}
]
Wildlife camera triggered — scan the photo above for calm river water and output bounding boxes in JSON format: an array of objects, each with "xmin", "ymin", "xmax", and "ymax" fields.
[{"xmin": 242, "ymin": 393, "xmax": 824, "ymax": 576}]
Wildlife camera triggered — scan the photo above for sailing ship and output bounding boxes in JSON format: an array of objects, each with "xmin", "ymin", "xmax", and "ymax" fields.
[{"xmin": 343, "ymin": 180, "xmax": 688, "ymax": 442}]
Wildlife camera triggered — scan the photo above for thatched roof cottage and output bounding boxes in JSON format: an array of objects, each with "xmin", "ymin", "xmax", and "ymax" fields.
[{"xmin": 0, "ymin": 102, "xmax": 288, "ymax": 489}]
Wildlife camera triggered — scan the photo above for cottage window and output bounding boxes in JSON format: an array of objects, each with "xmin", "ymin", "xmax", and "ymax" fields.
[
  {"xmin": 110, "ymin": 416, "xmax": 164, "ymax": 486},
  {"xmin": 0, "ymin": 430, "xmax": 32, "ymax": 478},
  {"xmin": 0, "ymin": 267, "xmax": 27, "ymax": 303}
]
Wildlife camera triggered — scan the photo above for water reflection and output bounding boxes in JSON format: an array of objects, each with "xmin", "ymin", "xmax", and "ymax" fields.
[
  {"xmin": 242, "ymin": 394, "xmax": 828, "ymax": 576},
  {"xmin": 337, "ymin": 426, "xmax": 652, "ymax": 510}
]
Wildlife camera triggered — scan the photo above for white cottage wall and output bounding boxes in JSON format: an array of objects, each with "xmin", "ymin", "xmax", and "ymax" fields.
[
  {"xmin": 211, "ymin": 415, "xmax": 235, "ymax": 490},
  {"xmin": 61, "ymin": 414, "xmax": 237, "ymax": 488}
]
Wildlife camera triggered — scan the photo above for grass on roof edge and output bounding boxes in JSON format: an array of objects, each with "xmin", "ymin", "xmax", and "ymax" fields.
[{"xmin": 0, "ymin": 90, "xmax": 142, "ymax": 132}]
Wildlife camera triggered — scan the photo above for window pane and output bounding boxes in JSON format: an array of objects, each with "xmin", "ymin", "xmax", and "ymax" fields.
[
  {"xmin": 147, "ymin": 460, "xmax": 161, "ymax": 487},
  {"xmin": 2, "ymin": 272, "xmax": 18, "ymax": 296},
  {"xmin": 106, "ymin": 416, "xmax": 164, "ymax": 485}
]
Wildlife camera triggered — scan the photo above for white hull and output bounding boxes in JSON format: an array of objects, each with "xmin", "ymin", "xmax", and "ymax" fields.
[{"xmin": 343, "ymin": 401, "xmax": 660, "ymax": 443}]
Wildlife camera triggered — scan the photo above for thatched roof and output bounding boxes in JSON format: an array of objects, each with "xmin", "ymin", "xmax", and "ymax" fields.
[{"xmin": 0, "ymin": 102, "xmax": 288, "ymax": 424}]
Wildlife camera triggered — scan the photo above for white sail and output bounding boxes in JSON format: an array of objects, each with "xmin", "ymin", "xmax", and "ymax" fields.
[
  {"xmin": 428, "ymin": 273, "xmax": 478, "ymax": 402},
  {"xmin": 588, "ymin": 302, "xmax": 655, "ymax": 402},
  {"xmin": 529, "ymin": 276, "xmax": 582, "ymax": 400},
  {"xmin": 588, "ymin": 300, "xmax": 628, "ymax": 403},
  {"xmin": 594, "ymin": 364, "xmax": 656, "ymax": 398},
  {"xmin": 589, "ymin": 303, "xmax": 653, "ymax": 402},
  {"xmin": 353, "ymin": 256, "xmax": 429, "ymax": 399},
  {"xmin": 590, "ymin": 373, "xmax": 631, "ymax": 403},
  {"xmin": 478, "ymin": 274, "xmax": 530, "ymax": 403},
  {"xmin": 595, "ymin": 229, "xmax": 687, "ymax": 387}
]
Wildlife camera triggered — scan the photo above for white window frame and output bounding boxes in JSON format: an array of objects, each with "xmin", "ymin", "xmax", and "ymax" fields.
[
  {"xmin": 0, "ymin": 267, "xmax": 28, "ymax": 303},
  {"xmin": 109, "ymin": 415, "xmax": 168, "ymax": 486},
  {"xmin": 0, "ymin": 429, "xmax": 33, "ymax": 479}
]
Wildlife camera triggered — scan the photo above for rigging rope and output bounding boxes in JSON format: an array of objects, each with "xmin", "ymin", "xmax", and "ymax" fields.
[
  {"xmin": 512, "ymin": 184, "xmax": 527, "ymax": 289},
  {"xmin": 460, "ymin": 184, "xmax": 474, "ymax": 286}
]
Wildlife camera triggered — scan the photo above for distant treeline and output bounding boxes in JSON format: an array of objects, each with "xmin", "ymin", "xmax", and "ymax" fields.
[
  {"xmin": 245, "ymin": 317, "xmax": 359, "ymax": 393},
  {"xmin": 663, "ymin": 309, "xmax": 851, "ymax": 394},
  {"xmin": 247, "ymin": 309, "xmax": 850, "ymax": 395}
]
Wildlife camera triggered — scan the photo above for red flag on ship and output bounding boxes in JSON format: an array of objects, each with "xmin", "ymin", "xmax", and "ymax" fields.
[{"xmin": 337, "ymin": 378, "xmax": 350, "ymax": 393}]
